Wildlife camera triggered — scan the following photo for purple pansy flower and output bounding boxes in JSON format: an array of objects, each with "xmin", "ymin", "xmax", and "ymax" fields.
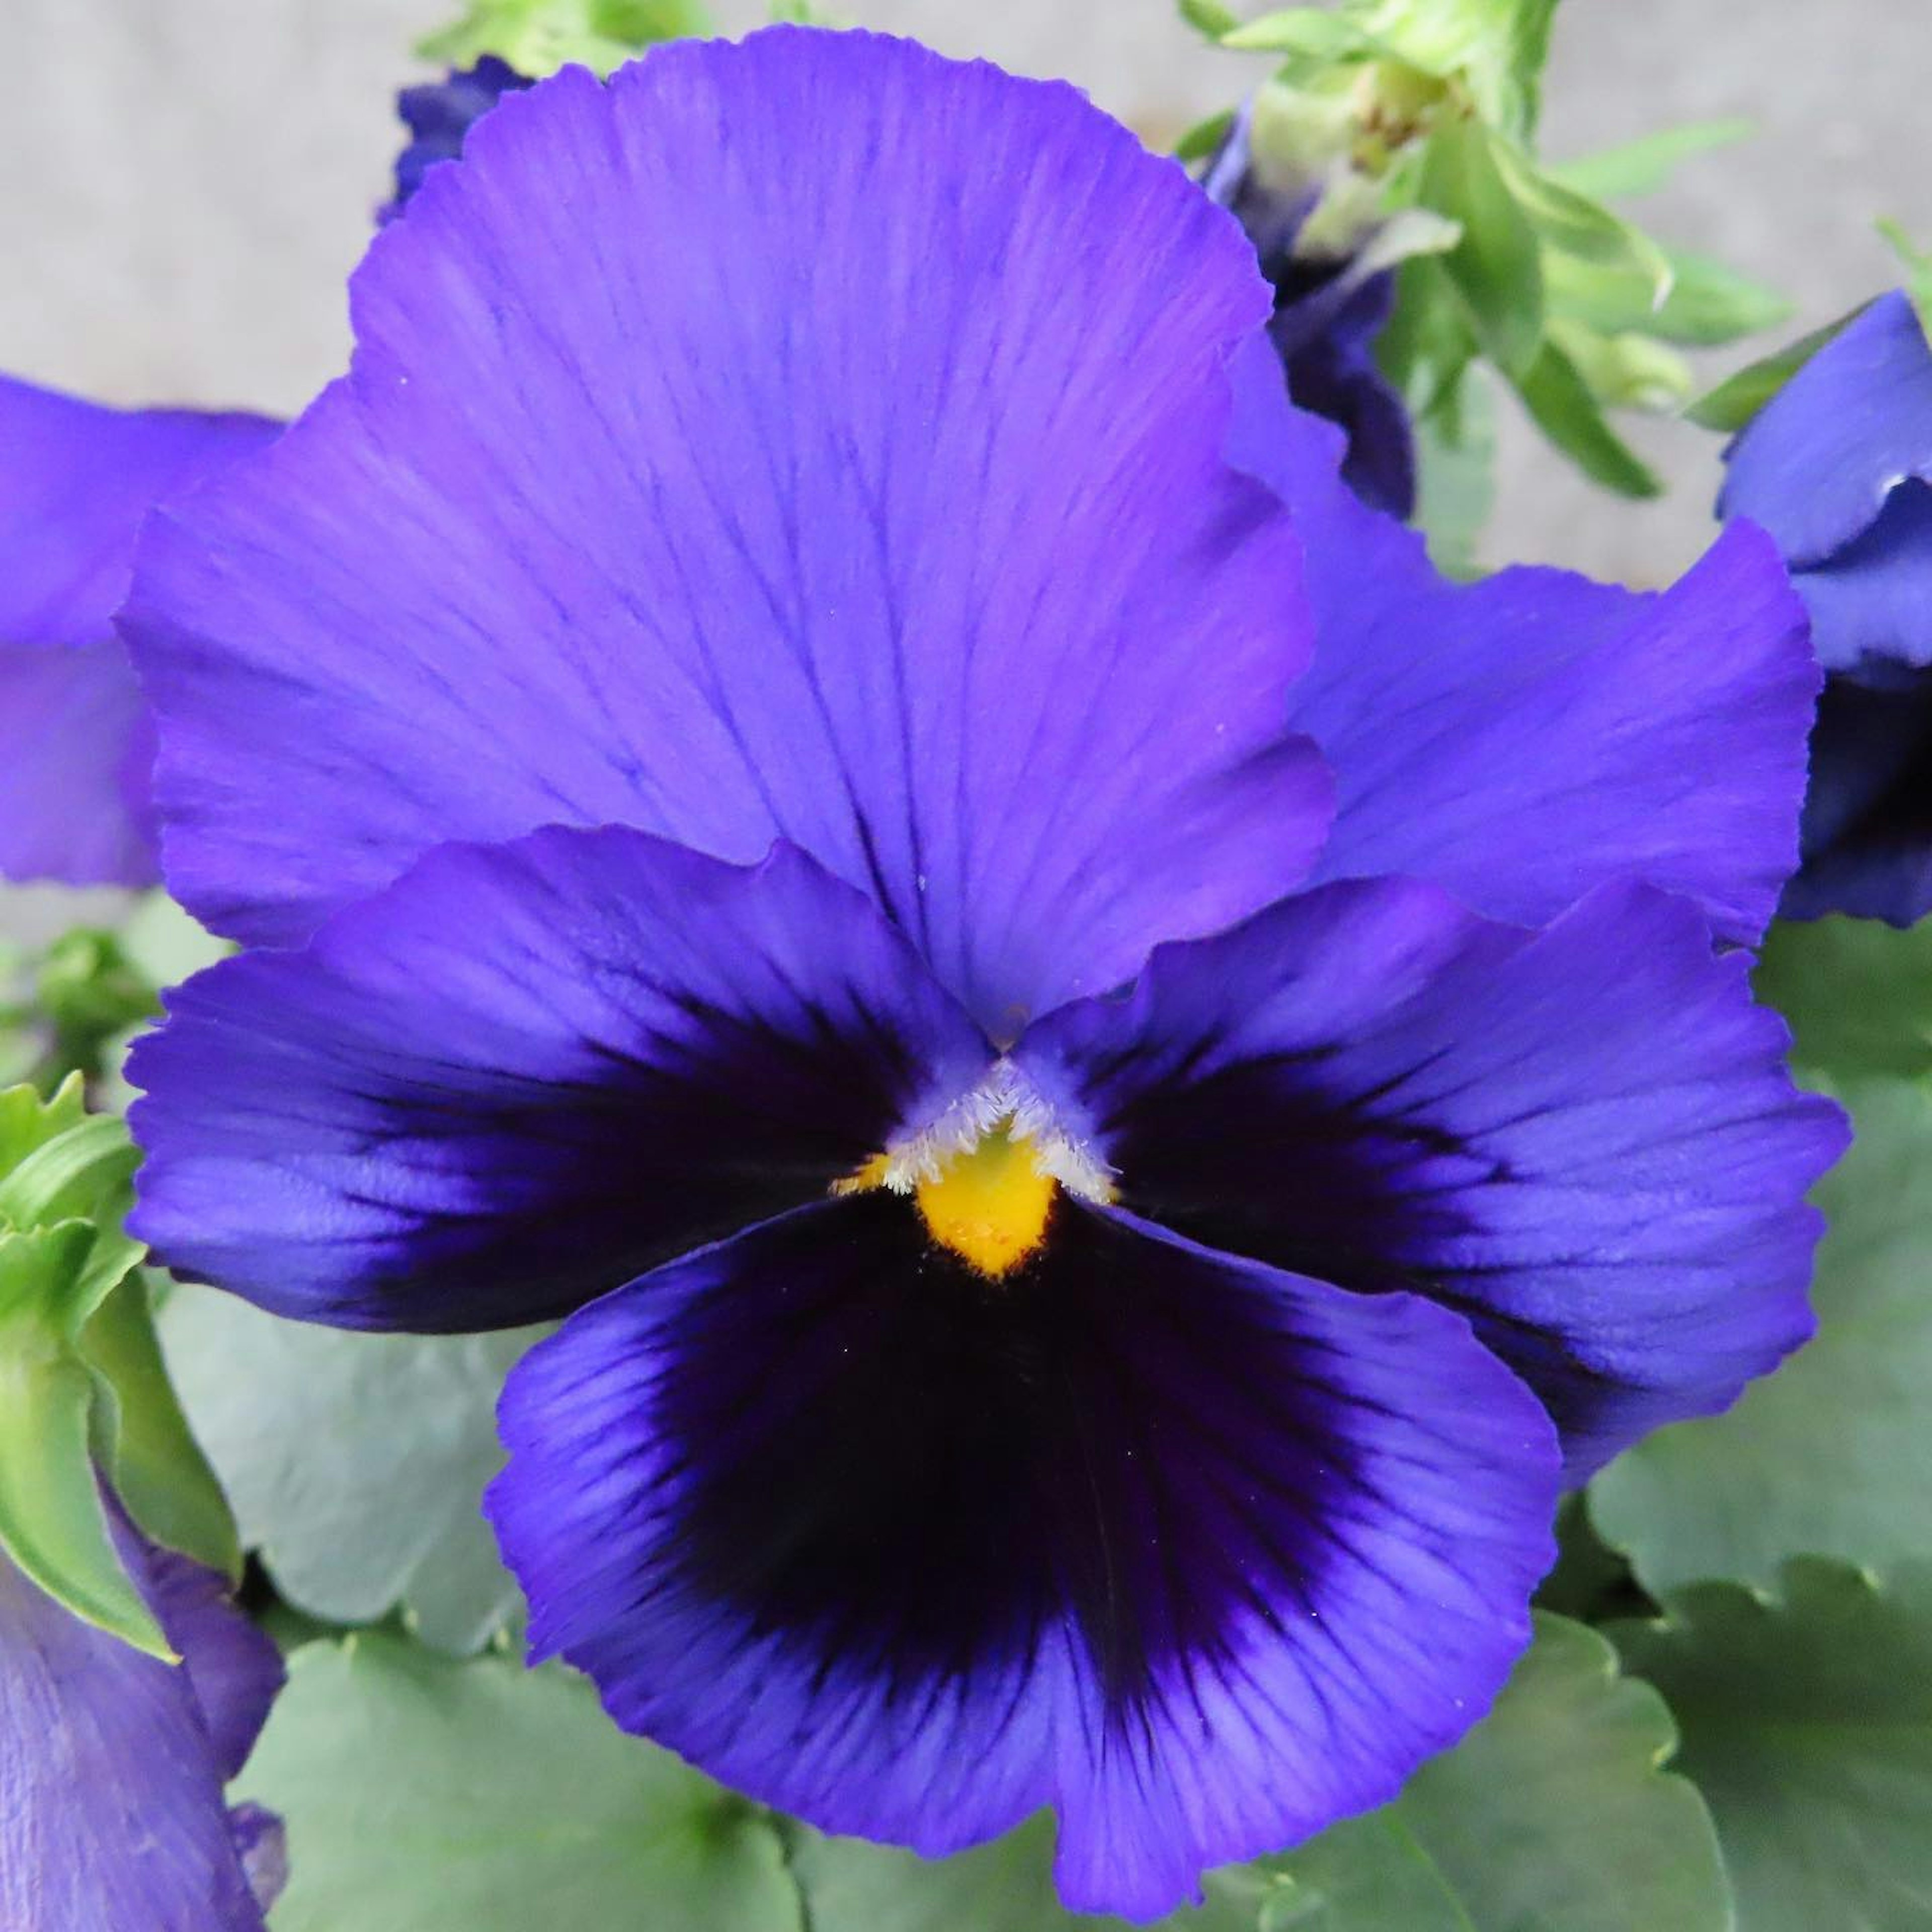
[
  {"xmin": 1203, "ymin": 102, "xmax": 1416, "ymax": 518},
  {"xmin": 119, "ymin": 30, "xmax": 1841, "ymax": 1918},
  {"xmin": 0, "ymin": 1500, "xmax": 285, "ymax": 1930},
  {"xmin": 0, "ymin": 377, "xmax": 279, "ymax": 887},
  {"xmin": 383, "ymin": 56, "xmax": 534, "ymax": 219},
  {"xmin": 1720, "ymin": 288, "xmax": 1932, "ymax": 925}
]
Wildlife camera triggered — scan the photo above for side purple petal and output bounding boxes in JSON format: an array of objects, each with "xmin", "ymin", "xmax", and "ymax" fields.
[
  {"xmin": 1017, "ymin": 875, "xmax": 1848, "ymax": 1480},
  {"xmin": 1718, "ymin": 290, "xmax": 1932, "ymax": 566},
  {"xmin": 131, "ymin": 827, "xmax": 992, "ymax": 1331},
  {"xmin": 1228, "ymin": 340, "xmax": 1819, "ymax": 945},
  {"xmin": 0, "ymin": 1518, "xmax": 275, "ymax": 1930},
  {"xmin": 0, "ymin": 375, "xmax": 278, "ymax": 887},
  {"xmin": 489, "ymin": 1194, "xmax": 1559, "ymax": 1919},
  {"xmin": 124, "ymin": 31, "xmax": 1328, "ymax": 1032}
]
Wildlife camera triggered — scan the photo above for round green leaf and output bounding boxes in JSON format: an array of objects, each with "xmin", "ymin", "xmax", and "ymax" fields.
[
  {"xmin": 1593, "ymin": 1072, "xmax": 1930, "ymax": 1595},
  {"xmin": 1253, "ymin": 1614, "xmax": 1730, "ymax": 1931},
  {"xmin": 235, "ymin": 1635, "xmax": 800, "ymax": 1932},
  {"xmin": 791, "ymin": 1812, "xmax": 1266, "ymax": 1931},
  {"xmin": 159, "ymin": 1284, "xmax": 543, "ymax": 1652},
  {"xmin": 1613, "ymin": 1561, "xmax": 1932, "ymax": 1932}
]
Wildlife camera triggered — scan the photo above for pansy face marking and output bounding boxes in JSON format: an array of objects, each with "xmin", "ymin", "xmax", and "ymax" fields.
[
  {"xmin": 834, "ymin": 1064, "xmax": 1116, "ymax": 1279},
  {"xmin": 123, "ymin": 26, "xmax": 1841, "ymax": 1921}
]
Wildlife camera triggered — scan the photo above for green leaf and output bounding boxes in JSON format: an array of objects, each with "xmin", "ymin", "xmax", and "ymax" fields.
[
  {"xmin": 1411, "ymin": 360, "xmax": 1497, "ymax": 577},
  {"xmin": 1221, "ymin": 8, "xmax": 1388, "ymax": 57},
  {"xmin": 1879, "ymin": 217, "xmax": 1932, "ymax": 336},
  {"xmin": 1177, "ymin": 0, "xmax": 1242, "ymax": 38},
  {"xmin": 792, "ymin": 1812, "xmax": 1265, "ymax": 1930},
  {"xmin": 1352, "ymin": 0, "xmax": 1559, "ymax": 140},
  {"xmin": 235, "ymin": 1634, "xmax": 801, "ymax": 1932},
  {"xmin": 1548, "ymin": 119, "xmax": 1754, "ymax": 201},
  {"xmin": 80, "ymin": 1272, "xmax": 239, "ymax": 1580},
  {"xmin": 1418, "ymin": 117, "xmax": 1544, "ymax": 377},
  {"xmin": 1686, "ymin": 300, "xmax": 1873, "ymax": 432},
  {"xmin": 1174, "ymin": 107, "xmax": 1236, "ymax": 164},
  {"xmin": 158, "ymin": 1283, "xmax": 543, "ymax": 1652},
  {"xmin": 1510, "ymin": 338, "xmax": 1663, "ymax": 495},
  {"xmin": 1547, "ymin": 318, "xmax": 1693, "ymax": 412},
  {"xmin": 418, "ymin": 0, "xmax": 710, "ymax": 76},
  {"xmin": 1612, "ymin": 1561, "xmax": 1932, "ymax": 1932},
  {"xmin": 1592, "ymin": 919, "xmax": 1927, "ymax": 1597},
  {"xmin": 1754, "ymin": 915, "xmax": 1932, "ymax": 1081},
  {"xmin": 1546, "ymin": 246, "xmax": 1792, "ymax": 348},
  {"xmin": 1494, "ymin": 145, "xmax": 1672, "ymax": 300},
  {"xmin": 1256, "ymin": 1613, "xmax": 1730, "ymax": 1930},
  {"xmin": 0, "ymin": 1223, "xmax": 169, "ymax": 1656}
]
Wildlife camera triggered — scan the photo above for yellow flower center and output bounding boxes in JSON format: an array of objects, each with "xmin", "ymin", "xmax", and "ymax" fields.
[
  {"xmin": 913, "ymin": 1121, "xmax": 1057, "ymax": 1277},
  {"xmin": 834, "ymin": 1117, "xmax": 1059, "ymax": 1278}
]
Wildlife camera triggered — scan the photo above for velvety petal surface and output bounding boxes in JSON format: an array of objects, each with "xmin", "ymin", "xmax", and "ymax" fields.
[
  {"xmin": 131, "ymin": 827, "xmax": 991, "ymax": 1331},
  {"xmin": 0, "ymin": 1521, "xmax": 274, "ymax": 1931},
  {"xmin": 125, "ymin": 30, "xmax": 1327, "ymax": 1034},
  {"xmin": 0, "ymin": 376, "xmax": 277, "ymax": 886},
  {"xmin": 1719, "ymin": 289, "xmax": 1932, "ymax": 566},
  {"xmin": 489, "ymin": 1194, "xmax": 1559, "ymax": 1919},
  {"xmin": 1016, "ymin": 877, "xmax": 1848, "ymax": 1479},
  {"xmin": 1228, "ymin": 342, "xmax": 1818, "ymax": 943}
]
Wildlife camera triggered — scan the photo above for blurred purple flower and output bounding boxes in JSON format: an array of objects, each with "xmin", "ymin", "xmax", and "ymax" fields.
[{"xmin": 0, "ymin": 378, "xmax": 277, "ymax": 887}]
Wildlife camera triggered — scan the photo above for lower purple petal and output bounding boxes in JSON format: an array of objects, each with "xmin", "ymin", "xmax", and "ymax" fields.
[{"xmin": 489, "ymin": 1194, "xmax": 1559, "ymax": 1919}]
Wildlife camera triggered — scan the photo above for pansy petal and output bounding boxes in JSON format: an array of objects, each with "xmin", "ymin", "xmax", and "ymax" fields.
[
  {"xmin": 1791, "ymin": 476, "xmax": 1932, "ymax": 675},
  {"xmin": 136, "ymin": 1538, "xmax": 285, "ymax": 1781},
  {"xmin": 0, "ymin": 377, "xmax": 277, "ymax": 886},
  {"xmin": 1017, "ymin": 877, "xmax": 1847, "ymax": 1479},
  {"xmin": 0, "ymin": 375, "xmax": 279, "ymax": 647},
  {"xmin": 130, "ymin": 826, "xmax": 990, "ymax": 1331},
  {"xmin": 124, "ymin": 31, "xmax": 1327, "ymax": 1032},
  {"xmin": 1718, "ymin": 289, "xmax": 1932, "ymax": 565},
  {"xmin": 0, "ymin": 637, "xmax": 156, "ymax": 886},
  {"xmin": 0, "ymin": 1532, "xmax": 267, "ymax": 1931},
  {"xmin": 1228, "ymin": 342, "xmax": 1818, "ymax": 944},
  {"xmin": 489, "ymin": 1194, "xmax": 1558, "ymax": 1919}
]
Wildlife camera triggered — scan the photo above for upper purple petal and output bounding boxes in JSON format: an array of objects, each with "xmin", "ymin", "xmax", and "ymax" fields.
[
  {"xmin": 0, "ymin": 1516, "xmax": 273, "ymax": 1931},
  {"xmin": 1016, "ymin": 875, "xmax": 1848, "ymax": 1480},
  {"xmin": 489, "ymin": 1193, "xmax": 1558, "ymax": 1919},
  {"xmin": 124, "ymin": 30, "xmax": 1328, "ymax": 1034},
  {"xmin": 1719, "ymin": 289, "xmax": 1932, "ymax": 567},
  {"xmin": 385, "ymin": 57, "xmax": 534, "ymax": 218},
  {"xmin": 130, "ymin": 825, "xmax": 992, "ymax": 1330},
  {"xmin": 0, "ymin": 377, "xmax": 277, "ymax": 888},
  {"xmin": 1228, "ymin": 341, "xmax": 1819, "ymax": 945}
]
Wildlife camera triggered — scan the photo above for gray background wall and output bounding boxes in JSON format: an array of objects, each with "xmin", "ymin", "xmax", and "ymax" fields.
[{"xmin": 1, "ymin": 0, "xmax": 1925, "ymax": 587}]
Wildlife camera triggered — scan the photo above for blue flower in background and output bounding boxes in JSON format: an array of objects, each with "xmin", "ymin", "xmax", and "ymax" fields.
[
  {"xmin": 119, "ymin": 31, "xmax": 1840, "ymax": 1917},
  {"xmin": 1720, "ymin": 288, "xmax": 1932, "ymax": 925},
  {"xmin": 0, "ymin": 380, "xmax": 277, "ymax": 887},
  {"xmin": 0, "ymin": 1502, "xmax": 285, "ymax": 1930},
  {"xmin": 384, "ymin": 56, "xmax": 534, "ymax": 218},
  {"xmin": 1203, "ymin": 100, "xmax": 1416, "ymax": 518}
]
